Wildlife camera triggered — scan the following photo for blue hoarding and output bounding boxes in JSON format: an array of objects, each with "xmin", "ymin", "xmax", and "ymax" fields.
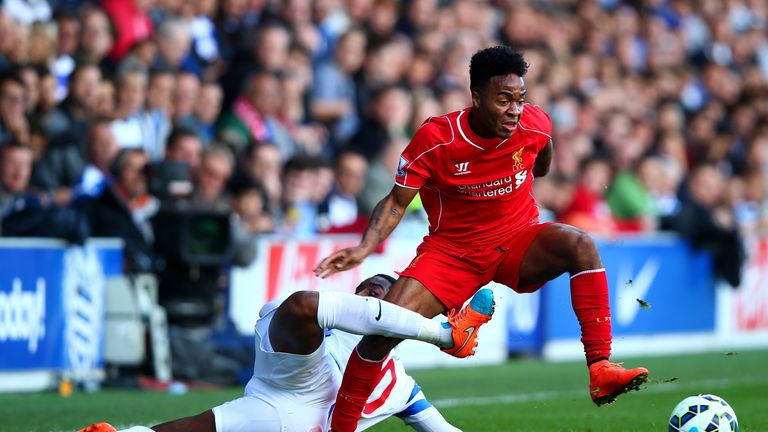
[
  {"xmin": 0, "ymin": 240, "xmax": 122, "ymax": 372},
  {"xmin": 508, "ymin": 236, "xmax": 715, "ymax": 353},
  {"xmin": 0, "ymin": 246, "xmax": 67, "ymax": 369}
]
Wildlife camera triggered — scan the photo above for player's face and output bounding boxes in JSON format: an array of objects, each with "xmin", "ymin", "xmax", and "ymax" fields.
[
  {"xmin": 472, "ymin": 74, "xmax": 526, "ymax": 139},
  {"xmin": 355, "ymin": 276, "xmax": 392, "ymax": 299}
]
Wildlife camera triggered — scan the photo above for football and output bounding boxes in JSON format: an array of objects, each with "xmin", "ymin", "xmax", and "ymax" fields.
[{"xmin": 669, "ymin": 394, "xmax": 739, "ymax": 431}]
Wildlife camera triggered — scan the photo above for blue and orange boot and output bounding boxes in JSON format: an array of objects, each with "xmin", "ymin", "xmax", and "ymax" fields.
[
  {"xmin": 441, "ymin": 288, "xmax": 495, "ymax": 358},
  {"xmin": 589, "ymin": 360, "xmax": 649, "ymax": 406}
]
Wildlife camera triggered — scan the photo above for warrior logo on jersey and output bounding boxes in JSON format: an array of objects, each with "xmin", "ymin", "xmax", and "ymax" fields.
[
  {"xmin": 454, "ymin": 162, "xmax": 471, "ymax": 175},
  {"xmin": 397, "ymin": 156, "xmax": 408, "ymax": 177},
  {"xmin": 512, "ymin": 148, "xmax": 525, "ymax": 171}
]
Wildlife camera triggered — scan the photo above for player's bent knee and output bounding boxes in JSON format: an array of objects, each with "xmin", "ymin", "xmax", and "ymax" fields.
[
  {"xmin": 281, "ymin": 291, "xmax": 319, "ymax": 322},
  {"xmin": 569, "ymin": 230, "xmax": 600, "ymax": 267}
]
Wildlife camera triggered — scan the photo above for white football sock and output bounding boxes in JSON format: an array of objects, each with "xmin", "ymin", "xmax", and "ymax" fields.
[
  {"xmin": 118, "ymin": 427, "xmax": 154, "ymax": 432},
  {"xmin": 316, "ymin": 291, "xmax": 453, "ymax": 348}
]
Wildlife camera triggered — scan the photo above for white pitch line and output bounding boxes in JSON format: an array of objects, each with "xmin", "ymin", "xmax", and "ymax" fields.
[{"xmin": 431, "ymin": 376, "xmax": 768, "ymax": 408}]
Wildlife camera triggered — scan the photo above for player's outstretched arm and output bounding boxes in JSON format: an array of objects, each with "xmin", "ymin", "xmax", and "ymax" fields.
[{"xmin": 314, "ymin": 185, "xmax": 418, "ymax": 279}]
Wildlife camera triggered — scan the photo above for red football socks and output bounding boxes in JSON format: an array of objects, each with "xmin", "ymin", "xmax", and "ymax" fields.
[
  {"xmin": 570, "ymin": 269, "xmax": 612, "ymax": 364},
  {"xmin": 330, "ymin": 348, "xmax": 384, "ymax": 432}
]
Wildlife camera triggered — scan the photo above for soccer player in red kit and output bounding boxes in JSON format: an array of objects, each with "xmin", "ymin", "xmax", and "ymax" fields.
[{"xmin": 315, "ymin": 45, "xmax": 649, "ymax": 432}]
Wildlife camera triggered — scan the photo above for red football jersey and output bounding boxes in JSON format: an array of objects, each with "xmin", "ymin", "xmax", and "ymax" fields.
[{"xmin": 395, "ymin": 105, "xmax": 552, "ymax": 248}]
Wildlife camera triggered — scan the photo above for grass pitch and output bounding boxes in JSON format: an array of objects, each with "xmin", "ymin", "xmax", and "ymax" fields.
[{"xmin": 2, "ymin": 350, "xmax": 766, "ymax": 432}]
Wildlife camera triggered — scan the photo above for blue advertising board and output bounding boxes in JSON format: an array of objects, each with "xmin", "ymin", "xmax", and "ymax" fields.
[
  {"xmin": 506, "ymin": 289, "xmax": 543, "ymax": 354},
  {"xmin": 507, "ymin": 235, "xmax": 715, "ymax": 354},
  {"xmin": 0, "ymin": 245, "xmax": 67, "ymax": 369},
  {"xmin": 0, "ymin": 240, "xmax": 122, "ymax": 373}
]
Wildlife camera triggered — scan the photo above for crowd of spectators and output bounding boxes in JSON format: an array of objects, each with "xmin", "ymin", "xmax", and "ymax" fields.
[{"xmin": 0, "ymin": 0, "xmax": 766, "ymax": 288}]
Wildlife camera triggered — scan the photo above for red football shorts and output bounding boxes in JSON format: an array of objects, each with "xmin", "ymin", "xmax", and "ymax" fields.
[{"xmin": 397, "ymin": 222, "xmax": 552, "ymax": 311}]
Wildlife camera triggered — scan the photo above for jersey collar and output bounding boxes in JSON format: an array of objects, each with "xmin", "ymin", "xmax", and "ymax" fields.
[{"xmin": 456, "ymin": 109, "xmax": 509, "ymax": 151}]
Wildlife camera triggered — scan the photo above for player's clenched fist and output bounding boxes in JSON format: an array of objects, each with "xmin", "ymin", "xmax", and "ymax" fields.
[{"xmin": 314, "ymin": 246, "xmax": 370, "ymax": 278}]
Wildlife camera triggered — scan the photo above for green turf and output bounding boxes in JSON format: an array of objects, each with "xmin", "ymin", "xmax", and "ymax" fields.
[{"xmin": 1, "ymin": 350, "xmax": 766, "ymax": 432}]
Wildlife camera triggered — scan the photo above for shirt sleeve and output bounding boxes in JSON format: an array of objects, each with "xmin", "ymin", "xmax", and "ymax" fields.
[
  {"xmin": 395, "ymin": 117, "xmax": 447, "ymax": 189},
  {"xmin": 533, "ymin": 105, "xmax": 554, "ymax": 152},
  {"xmin": 540, "ymin": 114, "xmax": 553, "ymax": 152}
]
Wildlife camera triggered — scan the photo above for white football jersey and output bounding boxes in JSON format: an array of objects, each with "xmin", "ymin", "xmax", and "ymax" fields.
[
  {"xmin": 244, "ymin": 306, "xmax": 341, "ymax": 410},
  {"xmin": 227, "ymin": 305, "xmax": 434, "ymax": 432}
]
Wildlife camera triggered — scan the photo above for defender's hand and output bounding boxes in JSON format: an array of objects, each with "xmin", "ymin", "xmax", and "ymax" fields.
[{"xmin": 314, "ymin": 246, "xmax": 369, "ymax": 278}]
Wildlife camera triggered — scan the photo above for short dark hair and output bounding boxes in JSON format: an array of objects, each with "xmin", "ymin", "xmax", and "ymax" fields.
[
  {"xmin": 469, "ymin": 46, "xmax": 528, "ymax": 92},
  {"xmin": 354, "ymin": 274, "xmax": 396, "ymax": 293},
  {"xmin": 166, "ymin": 126, "xmax": 200, "ymax": 152},
  {"xmin": 375, "ymin": 274, "xmax": 396, "ymax": 285},
  {"xmin": 282, "ymin": 155, "xmax": 330, "ymax": 175},
  {"xmin": 0, "ymin": 70, "xmax": 24, "ymax": 89},
  {"xmin": 229, "ymin": 174, "xmax": 266, "ymax": 198}
]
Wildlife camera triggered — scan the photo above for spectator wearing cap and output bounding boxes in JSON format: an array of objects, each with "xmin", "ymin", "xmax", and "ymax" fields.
[{"xmin": 86, "ymin": 148, "xmax": 162, "ymax": 273}]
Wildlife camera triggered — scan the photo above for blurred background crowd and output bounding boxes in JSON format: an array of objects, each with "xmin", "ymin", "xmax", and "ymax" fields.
[{"xmin": 0, "ymin": 0, "xmax": 766, "ymax": 304}]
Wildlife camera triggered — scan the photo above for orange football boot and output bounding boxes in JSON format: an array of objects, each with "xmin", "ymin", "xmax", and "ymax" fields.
[
  {"xmin": 442, "ymin": 288, "xmax": 495, "ymax": 358},
  {"xmin": 589, "ymin": 360, "xmax": 649, "ymax": 406}
]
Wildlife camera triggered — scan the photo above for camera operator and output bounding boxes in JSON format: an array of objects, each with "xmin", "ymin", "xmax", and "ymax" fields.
[
  {"xmin": 192, "ymin": 145, "xmax": 233, "ymax": 210},
  {"xmin": 151, "ymin": 141, "xmax": 255, "ymax": 384}
]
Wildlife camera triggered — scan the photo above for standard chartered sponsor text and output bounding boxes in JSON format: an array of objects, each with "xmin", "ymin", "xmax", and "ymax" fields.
[{"xmin": 457, "ymin": 175, "xmax": 517, "ymax": 197}]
